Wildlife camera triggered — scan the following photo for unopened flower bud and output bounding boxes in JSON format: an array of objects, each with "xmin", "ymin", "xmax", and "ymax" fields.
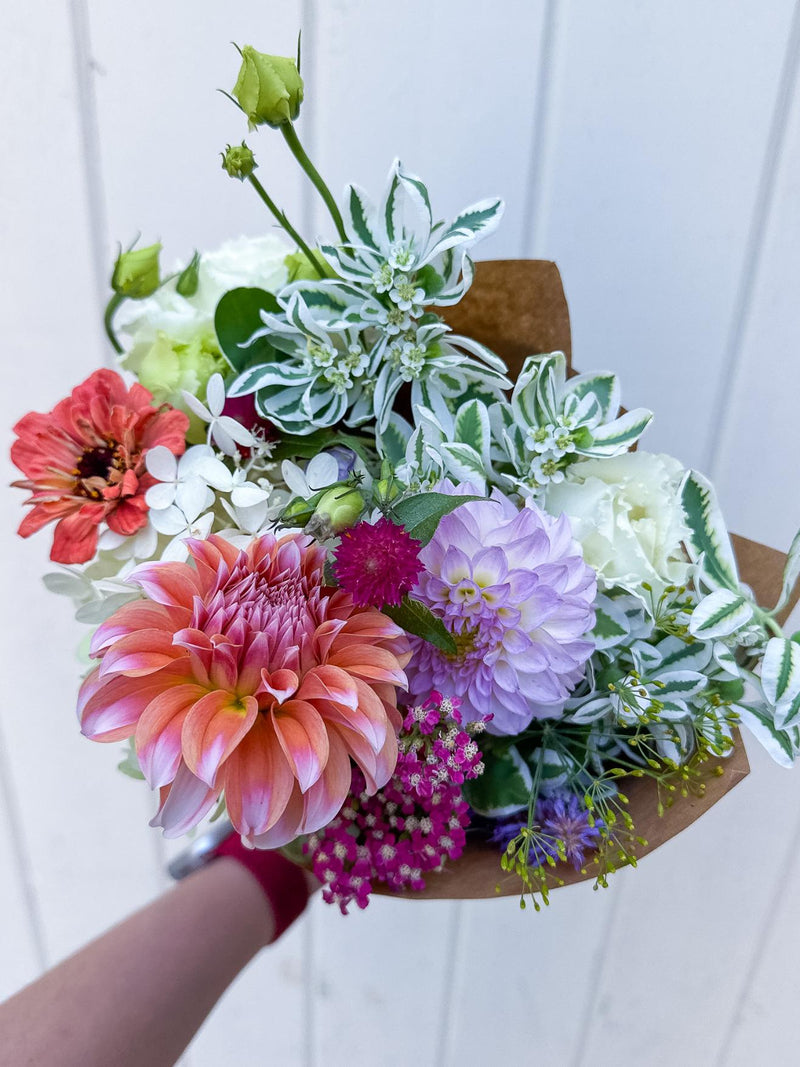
[
  {"xmin": 231, "ymin": 45, "xmax": 303, "ymax": 129},
  {"xmin": 111, "ymin": 241, "xmax": 161, "ymax": 299},
  {"xmin": 307, "ymin": 486, "xmax": 364, "ymax": 539},
  {"xmin": 176, "ymin": 251, "xmax": 201, "ymax": 297},
  {"xmin": 221, "ymin": 141, "xmax": 257, "ymax": 181}
]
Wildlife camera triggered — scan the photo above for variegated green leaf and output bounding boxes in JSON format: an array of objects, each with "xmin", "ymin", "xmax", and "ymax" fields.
[
  {"xmin": 688, "ymin": 589, "xmax": 753, "ymax": 639},
  {"xmin": 656, "ymin": 635, "xmax": 713, "ymax": 673},
  {"xmin": 656, "ymin": 670, "xmax": 708, "ymax": 700},
  {"xmin": 775, "ymin": 527, "xmax": 800, "ymax": 613},
  {"xmin": 441, "ymin": 443, "xmax": 487, "ymax": 487},
  {"xmin": 585, "ymin": 408, "xmax": 653, "ymax": 455},
  {"xmin": 761, "ymin": 637, "xmax": 800, "ymax": 711},
  {"xmin": 344, "ymin": 184, "xmax": 379, "ymax": 250},
  {"xmin": 591, "ymin": 595, "xmax": 631, "ymax": 650},
  {"xmin": 462, "ymin": 744, "xmax": 532, "ymax": 817},
  {"xmin": 681, "ymin": 470, "xmax": 740, "ymax": 592},
  {"xmin": 734, "ymin": 702, "xmax": 796, "ymax": 767},
  {"xmin": 566, "ymin": 372, "xmax": 620, "ymax": 422}
]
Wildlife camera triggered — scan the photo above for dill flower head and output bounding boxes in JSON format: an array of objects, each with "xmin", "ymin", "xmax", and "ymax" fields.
[
  {"xmin": 406, "ymin": 486, "xmax": 597, "ymax": 735},
  {"xmin": 333, "ymin": 516, "xmax": 423, "ymax": 607}
]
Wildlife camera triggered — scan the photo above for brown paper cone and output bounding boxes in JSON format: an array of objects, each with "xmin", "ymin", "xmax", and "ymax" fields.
[{"xmin": 377, "ymin": 259, "xmax": 790, "ymax": 901}]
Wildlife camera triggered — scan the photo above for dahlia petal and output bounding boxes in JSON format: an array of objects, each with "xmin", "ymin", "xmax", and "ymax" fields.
[
  {"xmin": 98, "ymin": 628, "xmax": 185, "ymax": 679},
  {"xmin": 272, "ymin": 700, "xmax": 330, "ymax": 791},
  {"xmin": 299, "ymin": 729, "xmax": 351, "ymax": 834},
  {"xmin": 259, "ymin": 667, "xmax": 300, "ymax": 705},
  {"xmin": 327, "ymin": 645, "xmax": 408, "ymax": 686},
  {"xmin": 135, "ymin": 684, "xmax": 207, "ymax": 788},
  {"xmin": 129, "ymin": 560, "xmax": 203, "ymax": 608},
  {"xmin": 181, "ymin": 690, "xmax": 258, "ymax": 786},
  {"xmin": 150, "ymin": 760, "xmax": 218, "ymax": 838},
  {"xmin": 208, "ymin": 642, "xmax": 240, "ymax": 692},
  {"xmin": 222, "ymin": 715, "xmax": 296, "ymax": 838},
  {"xmin": 249, "ymin": 786, "xmax": 305, "ymax": 850},
  {"xmin": 79, "ymin": 670, "xmax": 188, "ymax": 741},
  {"xmin": 91, "ymin": 602, "xmax": 176, "ymax": 655},
  {"xmin": 297, "ymin": 664, "xmax": 360, "ymax": 710}
]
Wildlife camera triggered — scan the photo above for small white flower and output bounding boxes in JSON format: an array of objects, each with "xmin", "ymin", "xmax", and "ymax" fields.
[
  {"xmin": 182, "ymin": 374, "xmax": 257, "ymax": 456},
  {"xmin": 145, "ymin": 444, "xmax": 217, "ymax": 518},
  {"xmin": 160, "ymin": 511, "xmax": 216, "ymax": 562},
  {"xmin": 389, "ymin": 274, "xmax": 425, "ymax": 316},
  {"xmin": 281, "ymin": 453, "xmax": 341, "ymax": 500}
]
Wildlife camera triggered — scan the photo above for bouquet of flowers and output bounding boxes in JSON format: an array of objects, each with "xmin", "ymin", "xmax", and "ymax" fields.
[{"xmin": 11, "ymin": 42, "xmax": 800, "ymax": 913}]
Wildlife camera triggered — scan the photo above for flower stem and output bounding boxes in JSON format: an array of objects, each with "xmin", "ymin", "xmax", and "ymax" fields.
[
  {"xmin": 246, "ymin": 174, "xmax": 328, "ymax": 279},
  {"xmin": 282, "ymin": 123, "xmax": 347, "ymax": 241},
  {"xmin": 104, "ymin": 292, "xmax": 124, "ymax": 354}
]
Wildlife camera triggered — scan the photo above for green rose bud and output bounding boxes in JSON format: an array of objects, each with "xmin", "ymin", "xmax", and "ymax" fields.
[
  {"xmin": 284, "ymin": 250, "xmax": 319, "ymax": 283},
  {"xmin": 231, "ymin": 45, "xmax": 304, "ymax": 129},
  {"xmin": 122, "ymin": 329, "xmax": 227, "ymax": 442},
  {"xmin": 306, "ymin": 486, "xmax": 364, "ymax": 539},
  {"xmin": 111, "ymin": 241, "xmax": 162, "ymax": 299},
  {"xmin": 221, "ymin": 141, "xmax": 257, "ymax": 181},
  {"xmin": 176, "ymin": 251, "xmax": 201, "ymax": 297}
]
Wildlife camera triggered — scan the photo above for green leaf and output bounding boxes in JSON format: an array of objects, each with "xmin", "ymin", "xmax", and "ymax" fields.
[
  {"xmin": 761, "ymin": 637, "xmax": 800, "ymax": 712},
  {"xmin": 681, "ymin": 471, "xmax": 740, "ymax": 592},
  {"xmin": 214, "ymin": 287, "xmax": 281, "ymax": 373},
  {"xmin": 462, "ymin": 744, "xmax": 532, "ymax": 817},
  {"xmin": 586, "ymin": 408, "xmax": 653, "ymax": 455},
  {"xmin": 567, "ymin": 372, "xmax": 619, "ymax": 422},
  {"xmin": 382, "ymin": 596, "xmax": 456, "ymax": 654},
  {"xmin": 735, "ymin": 702, "xmax": 796, "ymax": 768},
  {"xmin": 775, "ymin": 527, "xmax": 800, "ymax": 613},
  {"xmin": 346, "ymin": 184, "xmax": 379, "ymax": 249},
  {"xmin": 688, "ymin": 589, "xmax": 753, "ymax": 639},
  {"xmin": 389, "ymin": 492, "xmax": 482, "ymax": 546},
  {"xmin": 592, "ymin": 595, "xmax": 630, "ymax": 650}
]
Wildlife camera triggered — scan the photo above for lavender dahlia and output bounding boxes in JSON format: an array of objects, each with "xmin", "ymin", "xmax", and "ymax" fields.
[{"xmin": 406, "ymin": 487, "xmax": 597, "ymax": 734}]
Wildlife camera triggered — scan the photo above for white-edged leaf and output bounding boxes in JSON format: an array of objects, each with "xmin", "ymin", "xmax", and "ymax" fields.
[
  {"xmin": 680, "ymin": 470, "xmax": 740, "ymax": 592},
  {"xmin": 584, "ymin": 408, "xmax": 653, "ymax": 455},
  {"xmin": 761, "ymin": 637, "xmax": 800, "ymax": 711},
  {"xmin": 735, "ymin": 702, "xmax": 796, "ymax": 768},
  {"xmin": 592, "ymin": 595, "xmax": 631, "ymax": 650},
  {"xmin": 656, "ymin": 670, "xmax": 708, "ymax": 700},
  {"xmin": 566, "ymin": 371, "xmax": 620, "ymax": 422},
  {"xmin": 689, "ymin": 589, "xmax": 753, "ymax": 639},
  {"xmin": 775, "ymin": 527, "xmax": 800, "ymax": 613},
  {"xmin": 656, "ymin": 635, "xmax": 714, "ymax": 673}
]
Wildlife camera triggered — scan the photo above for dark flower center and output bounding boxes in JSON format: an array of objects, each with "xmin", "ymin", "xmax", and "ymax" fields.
[{"xmin": 76, "ymin": 445, "xmax": 116, "ymax": 481}]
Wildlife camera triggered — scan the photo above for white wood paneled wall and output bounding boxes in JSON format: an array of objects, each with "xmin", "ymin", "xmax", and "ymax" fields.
[{"xmin": 2, "ymin": 2, "xmax": 799, "ymax": 1064}]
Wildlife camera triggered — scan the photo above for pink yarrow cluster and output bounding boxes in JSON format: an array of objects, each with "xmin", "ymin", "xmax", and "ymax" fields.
[{"xmin": 305, "ymin": 693, "xmax": 486, "ymax": 912}]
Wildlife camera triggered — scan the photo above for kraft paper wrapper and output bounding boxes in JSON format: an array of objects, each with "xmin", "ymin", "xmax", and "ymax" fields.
[{"xmin": 378, "ymin": 259, "xmax": 793, "ymax": 901}]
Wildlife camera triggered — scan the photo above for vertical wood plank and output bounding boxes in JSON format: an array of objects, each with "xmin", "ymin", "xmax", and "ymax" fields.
[
  {"xmin": 711, "ymin": 15, "xmax": 800, "ymax": 550},
  {"xmin": 85, "ymin": 5, "xmax": 311, "ymax": 1062},
  {"xmin": 0, "ymin": 0, "xmax": 164, "ymax": 976},
  {"xmin": 88, "ymin": 3, "xmax": 308, "ymax": 269},
  {"xmin": 304, "ymin": 0, "xmax": 550, "ymax": 259},
  {"xmin": 304, "ymin": 5, "xmax": 552, "ymax": 1061},
  {"xmin": 534, "ymin": 0, "xmax": 796, "ymax": 467}
]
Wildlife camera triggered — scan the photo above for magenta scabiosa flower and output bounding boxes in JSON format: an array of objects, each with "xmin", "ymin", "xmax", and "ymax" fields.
[
  {"xmin": 406, "ymin": 486, "xmax": 597, "ymax": 734},
  {"xmin": 333, "ymin": 516, "xmax": 423, "ymax": 607}
]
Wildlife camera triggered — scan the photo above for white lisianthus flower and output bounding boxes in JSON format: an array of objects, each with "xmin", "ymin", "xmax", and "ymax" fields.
[
  {"xmin": 117, "ymin": 234, "xmax": 291, "ymax": 417},
  {"xmin": 543, "ymin": 452, "xmax": 692, "ymax": 600}
]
